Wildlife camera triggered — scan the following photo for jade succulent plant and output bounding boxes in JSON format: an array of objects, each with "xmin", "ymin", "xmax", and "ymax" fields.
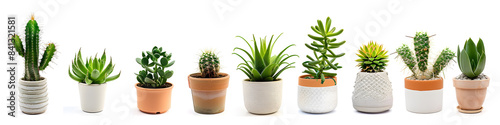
[
  {"xmin": 199, "ymin": 50, "xmax": 220, "ymax": 78},
  {"xmin": 457, "ymin": 38, "xmax": 485, "ymax": 79},
  {"xmin": 69, "ymin": 50, "xmax": 121, "ymax": 84},
  {"xmin": 303, "ymin": 17, "xmax": 345, "ymax": 84},
  {"xmin": 11, "ymin": 15, "xmax": 56, "ymax": 81},
  {"xmin": 396, "ymin": 32, "xmax": 455, "ymax": 80},
  {"xmin": 355, "ymin": 41, "xmax": 388, "ymax": 72},
  {"xmin": 136, "ymin": 46, "xmax": 174, "ymax": 88},
  {"xmin": 233, "ymin": 33, "xmax": 297, "ymax": 81}
]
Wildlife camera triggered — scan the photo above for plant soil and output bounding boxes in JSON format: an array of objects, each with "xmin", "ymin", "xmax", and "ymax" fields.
[
  {"xmin": 455, "ymin": 73, "xmax": 488, "ymax": 80},
  {"xmin": 304, "ymin": 76, "xmax": 334, "ymax": 79},
  {"xmin": 190, "ymin": 73, "xmax": 227, "ymax": 78},
  {"xmin": 138, "ymin": 82, "xmax": 172, "ymax": 88}
]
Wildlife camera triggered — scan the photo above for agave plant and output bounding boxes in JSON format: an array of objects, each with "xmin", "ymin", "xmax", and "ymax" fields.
[
  {"xmin": 233, "ymin": 33, "xmax": 297, "ymax": 81},
  {"xmin": 457, "ymin": 38, "xmax": 485, "ymax": 79},
  {"xmin": 395, "ymin": 32, "xmax": 455, "ymax": 80},
  {"xmin": 355, "ymin": 41, "xmax": 388, "ymax": 72},
  {"xmin": 69, "ymin": 50, "xmax": 121, "ymax": 84},
  {"xmin": 135, "ymin": 46, "xmax": 174, "ymax": 88},
  {"xmin": 303, "ymin": 17, "xmax": 345, "ymax": 84}
]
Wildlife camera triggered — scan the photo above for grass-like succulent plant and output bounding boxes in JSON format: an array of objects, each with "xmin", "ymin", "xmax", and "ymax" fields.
[
  {"xmin": 11, "ymin": 15, "xmax": 56, "ymax": 81},
  {"xmin": 69, "ymin": 50, "xmax": 121, "ymax": 84},
  {"xmin": 457, "ymin": 38, "xmax": 485, "ymax": 79},
  {"xmin": 199, "ymin": 50, "xmax": 220, "ymax": 78},
  {"xmin": 136, "ymin": 46, "xmax": 174, "ymax": 88},
  {"xmin": 355, "ymin": 41, "xmax": 388, "ymax": 72},
  {"xmin": 396, "ymin": 32, "xmax": 455, "ymax": 80},
  {"xmin": 303, "ymin": 17, "xmax": 345, "ymax": 84},
  {"xmin": 233, "ymin": 33, "xmax": 297, "ymax": 81}
]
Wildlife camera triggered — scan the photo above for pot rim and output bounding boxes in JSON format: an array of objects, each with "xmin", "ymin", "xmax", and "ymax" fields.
[
  {"xmin": 298, "ymin": 74, "xmax": 336, "ymax": 87},
  {"xmin": 20, "ymin": 77, "xmax": 46, "ymax": 82},
  {"xmin": 452, "ymin": 76, "xmax": 490, "ymax": 82},
  {"xmin": 135, "ymin": 82, "xmax": 173, "ymax": 91},
  {"xmin": 188, "ymin": 73, "xmax": 229, "ymax": 90},
  {"xmin": 79, "ymin": 82, "xmax": 107, "ymax": 86},
  {"xmin": 242, "ymin": 78, "xmax": 282, "ymax": 82},
  {"xmin": 405, "ymin": 77, "xmax": 443, "ymax": 91},
  {"xmin": 188, "ymin": 72, "xmax": 229, "ymax": 79},
  {"xmin": 453, "ymin": 76, "xmax": 490, "ymax": 89}
]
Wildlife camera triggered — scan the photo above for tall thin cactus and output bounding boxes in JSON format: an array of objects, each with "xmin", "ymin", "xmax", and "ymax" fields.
[{"xmin": 11, "ymin": 15, "xmax": 56, "ymax": 81}]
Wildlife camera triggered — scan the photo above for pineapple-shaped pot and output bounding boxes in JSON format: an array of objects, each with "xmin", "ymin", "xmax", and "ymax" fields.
[{"xmin": 353, "ymin": 42, "xmax": 393, "ymax": 113}]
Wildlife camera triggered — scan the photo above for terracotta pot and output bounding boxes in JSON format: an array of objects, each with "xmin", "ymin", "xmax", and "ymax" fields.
[
  {"xmin": 78, "ymin": 83, "xmax": 107, "ymax": 113},
  {"xmin": 135, "ymin": 83, "xmax": 173, "ymax": 114},
  {"xmin": 19, "ymin": 77, "xmax": 48, "ymax": 115},
  {"xmin": 298, "ymin": 75, "xmax": 337, "ymax": 113},
  {"xmin": 454, "ymin": 77, "xmax": 489, "ymax": 113},
  {"xmin": 405, "ymin": 77, "xmax": 443, "ymax": 113},
  {"xmin": 243, "ymin": 79, "xmax": 282, "ymax": 115},
  {"xmin": 188, "ymin": 73, "xmax": 229, "ymax": 114},
  {"xmin": 353, "ymin": 72, "xmax": 393, "ymax": 113}
]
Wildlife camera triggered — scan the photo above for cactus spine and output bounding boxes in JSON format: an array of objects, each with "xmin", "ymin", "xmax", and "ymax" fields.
[
  {"xmin": 11, "ymin": 15, "xmax": 56, "ymax": 81},
  {"xmin": 199, "ymin": 51, "xmax": 220, "ymax": 78}
]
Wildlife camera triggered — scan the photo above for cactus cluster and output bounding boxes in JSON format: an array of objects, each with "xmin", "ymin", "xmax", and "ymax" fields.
[
  {"xmin": 11, "ymin": 15, "xmax": 56, "ymax": 81},
  {"xmin": 303, "ymin": 17, "xmax": 345, "ymax": 84},
  {"xmin": 457, "ymin": 38, "xmax": 486, "ymax": 78},
  {"xmin": 136, "ymin": 46, "xmax": 174, "ymax": 88},
  {"xmin": 233, "ymin": 33, "xmax": 297, "ymax": 81},
  {"xmin": 355, "ymin": 41, "xmax": 388, "ymax": 72},
  {"xmin": 396, "ymin": 32, "xmax": 455, "ymax": 80},
  {"xmin": 199, "ymin": 51, "xmax": 220, "ymax": 78},
  {"xmin": 68, "ymin": 50, "xmax": 121, "ymax": 84}
]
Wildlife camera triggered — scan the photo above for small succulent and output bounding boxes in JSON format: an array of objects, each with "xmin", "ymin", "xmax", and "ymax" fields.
[
  {"xmin": 303, "ymin": 17, "xmax": 345, "ymax": 84},
  {"xmin": 355, "ymin": 41, "xmax": 388, "ymax": 72},
  {"xmin": 396, "ymin": 32, "xmax": 455, "ymax": 80},
  {"xmin": 136, "ymin": 46, "xmax": 174, "ymax": 88},
  {"xmin": 233, "ymin": 33, "xmax": 297, "ymax": 81},
  {"xmin": 457, "ymin": 38, "xmax": 485, "ymax": 79},
  {"xmin": 199, "ymin": 50, "xmax": 220, "ymax": 78},
  {"xmin": 69, "ymin": 50, "xmax": 121, "ymax": 84},
  {"xmin": 11, "ymin": 15, "xmax": 56, "ymax": 81}
]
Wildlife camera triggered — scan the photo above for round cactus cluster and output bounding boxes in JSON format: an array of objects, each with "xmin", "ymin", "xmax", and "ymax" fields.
[
  {"xmin": 199, "ymin": 51, "xmax": 220, "ymax": 78},
  {"xmin": 355, "ymin": 41, "xmax": 389, "ymax": 72}
]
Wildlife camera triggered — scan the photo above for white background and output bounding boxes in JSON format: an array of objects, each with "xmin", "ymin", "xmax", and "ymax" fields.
[{"xmin": 1, "ymin": 0, "xmax": 500, "ymax": 125}]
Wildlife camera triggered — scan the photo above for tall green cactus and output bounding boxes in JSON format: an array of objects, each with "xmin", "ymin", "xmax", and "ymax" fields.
[
  {"xmin": 414, "ymin": 32, "xmax": 430, "ymax": 72},
  {"xmin": 11, "ymin": 15, "xmax": 56, "ymax": 81}
]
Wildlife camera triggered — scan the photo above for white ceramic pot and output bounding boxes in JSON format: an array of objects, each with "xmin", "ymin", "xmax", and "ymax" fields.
[
  {"xmin": 242, "ymin": 79, "xmax": 282, "ymax": 115},
  {"xmin": 405, "ymin": 78, "xmax": 443, "ymax": 113},
  {"xmin": 297, "ymin": 75, "xmax": 337, "ymax": 113},
  {"xmin": 19, "ymin": 77, "xmax": 48, "ymax": 114},
  {"xmin": 78, "ymin": 83, "xmax": 107, "ymax": 113},
  {"xmin": 353, "ymin": 72, "xmax": 393, "ymax": 113}
]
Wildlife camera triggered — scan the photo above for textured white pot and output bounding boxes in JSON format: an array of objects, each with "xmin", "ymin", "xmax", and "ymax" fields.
[
  {"xmin": 242, "ymin": 79, "xmax": 282, "ymax": 114},
  {"xmin": 78, "ymin": 83, "xmax": 107, "ymax": 113},
  {"xmin": 405, "ymin": 89, "xmax": 442, "ymax": 113},
  {"xmin": 298, "ymin": 86, "xmax": 337, "ymax": 113},
  {"xmin": 19, "ymin": 77, "xmax": 48, "ymax": 114},
  {"xmin": 353, "ymin": 72, "xmax": 393, "ymax": 113}
]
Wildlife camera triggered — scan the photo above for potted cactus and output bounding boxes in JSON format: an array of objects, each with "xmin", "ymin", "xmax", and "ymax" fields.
[
  {"xmin": 188, "ymin": 50, "xmax": 229, "ymax": 114},
  {"xmin": 353, "ymin": 41, "xmax": 392, "ymax": 113},
  {"xmin": 233, "ymin": 33, "xmax": 297, "ymax": 115},
  {"xmin": 454, "ymin": 38, "xmax": 489, "ymax": 113},
  {"xmin": 395, "ymin": 32, "xmax": 455, "ymax": 114},
  {"xmin": 298, "ymin": 17, "xmax": 344, "ymax": 113},
  {"xmin": 135, "ymin": 46, "xmax": 175, "ymax": 114},
  {"xmin": 68, "ymin": 50, "xmax": 121, "ymax": 113},
  {"xmin": 11, "ymin": 15, "xmax": 56, "ymax": 115}
]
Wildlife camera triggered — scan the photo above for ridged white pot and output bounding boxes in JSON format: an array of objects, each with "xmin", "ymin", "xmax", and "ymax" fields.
[
  {"xmin": 353, "ymin": 72, "xmax": 393, "ymax": 113},
  {"xmin": 242, "ymin": 79, "xmax": 282, "ymax": 115},
  {"xmin": 405, "ymin": 78, "xmax": 443, "ymax": 113},
  {"xmin": 298, "ymin": 75, "xmax": 337, "ymax": 113},
  {"xmin": 78, "ymin": 83, "xmax": 107, "ymax": 113},
  {"xmin": 19, "ymin": 77, "xmax": 48, "ymax": 114}
]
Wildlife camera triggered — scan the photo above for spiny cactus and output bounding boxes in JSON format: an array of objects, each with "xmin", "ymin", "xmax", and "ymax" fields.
[
  {"xmin": 11, "ymin": 15, "xmax": 56, "ymax": 81},
  {"xmin": 303, "ymin": 17, "xmax": 345, "ymax": 84},
  {"xmin": 355, "ymin": 41, "xmax": 388, "ymax": 72},
  {"xmin": 396, "ymin": 32, "xmax": 455, "ymax": 80},
  {"xmin": 199, "ymin": 51, "xmax": 220, "ymax": 78}
]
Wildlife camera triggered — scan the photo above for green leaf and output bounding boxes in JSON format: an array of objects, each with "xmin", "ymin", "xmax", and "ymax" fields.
[
  {"xmin": 477, "ymin": 38, "xmax": 485, "ymax": 55},
  {"xmin": 164, "ymin": 70, "xmax": 173, "ymax": 79},
  {"xmin": 68, "ymin": 67, "xmax": 83, "ymax": 82},
  {"xmin": 91, "ymin": 69, "xmax": 100, "ymax": 80},
  {"xmin": 261, "ymin": 64, "xmax": 276, "ymax": 78},
  {"xmin": 105, "ymin": 71, "xmax": 121, "ymax": 82},
  {"xmin": 85, "ymin": 75, "xmax": 92, "ymax": 85},
  {"xmin": 144, "ymin": 77, "xmax": 156, "ymax": 84},
  {"xmin": 465, "ymin": 38, "xmax": 478, "ymax": 68},
  {"xmin": 160, "ymin": 57, "xmax": 168, "ymax": 67},
  {"xmin": 474, "ymin": 53, "xmax": 486, "ymax": 76},
  {"xmin": 459, "ymin": 50, "xmax": 475, "ymax": 77},
  {"xmin": 320, "ymin": 74, "xmax": 325, "ymax": 84},
  {"xmin": 251, "ymin": 69, "xmax": 262, "ymax": 81}
]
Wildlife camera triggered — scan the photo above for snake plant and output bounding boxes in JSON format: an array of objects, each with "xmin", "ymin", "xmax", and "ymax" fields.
[
  {"xmin": 69, "ymin": 49, "xmax": 121, "ymax": 84},
  {"xmin": 233, "ymin": 33, "xmax": 297, "ymax": 81},
  {"xmin": 457, "ymin": 38, "xmax": 485, "ymax": 79},
  {"xmin": 135, "ymin": 46, "xmax": 174, "ymax": 88}
]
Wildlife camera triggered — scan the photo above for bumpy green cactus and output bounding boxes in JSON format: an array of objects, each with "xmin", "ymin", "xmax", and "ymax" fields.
[
  {"xmin": 11, "ymin": 15, "xmax": 56, "ymax": 81},
  {"xmin": 396, "ymin": 32, "xmax": 455, "ymax": 80},
  {"xmin": 199, "ymin": 51, "xmax": 220, "ymax": 78}
]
